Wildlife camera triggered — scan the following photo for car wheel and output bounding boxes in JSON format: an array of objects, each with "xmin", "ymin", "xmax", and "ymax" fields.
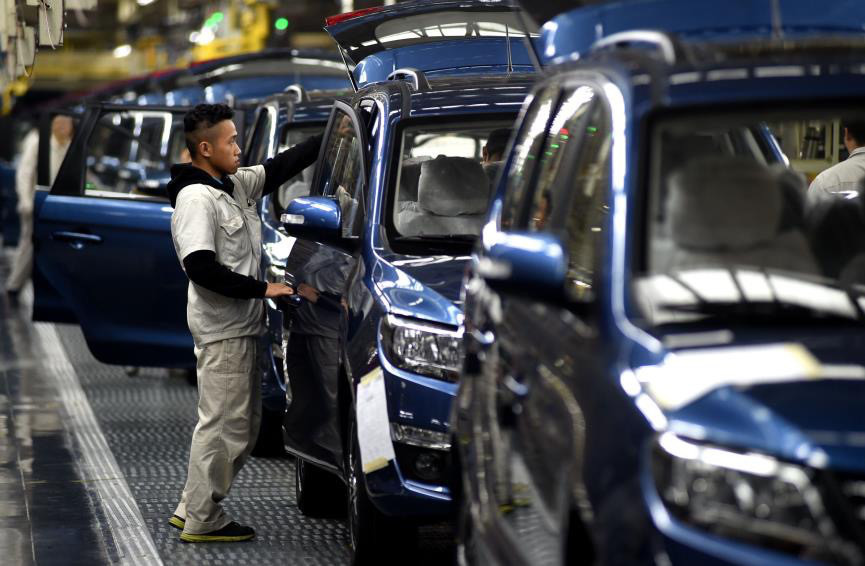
[
  {"xmin": 251, "ymin": 407, "xmax": 286, "ymax": 458},
  {"xmin": 295, "ymin": 458, "xmax": 344, "ymax": 517},
  {"xmin": 346, "ymin": 410, "xmax": 416, "ymax": 565}
]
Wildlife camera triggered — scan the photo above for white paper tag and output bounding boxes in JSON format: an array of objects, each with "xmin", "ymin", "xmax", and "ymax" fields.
[{"xmin": 356, "ymin": 368, "xmax": 396, "ymax": 474}]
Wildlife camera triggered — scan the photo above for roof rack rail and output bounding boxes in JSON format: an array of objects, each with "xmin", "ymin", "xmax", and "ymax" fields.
[
  {"xmin": 387, "ymin": 68, "xmax": 430, "ymax": 92},
  {"xmin": 284, "ymin": 84, "xmax": 309, "ymax": 103},
  {"xmin": 591, "ymin": 30, "xmax": 678, "ymax": 65}
]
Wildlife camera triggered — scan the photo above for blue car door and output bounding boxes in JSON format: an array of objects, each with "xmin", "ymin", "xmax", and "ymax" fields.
[
  {"xmin": 33, "ymin": 104, "xmax": 194, "ymax": 368},
  {"xmin": 281, "ymin": 100, "xmax": 371, "ymax": 470},
  {"xmin": 483, "ymin": 81, "xmax": 614, "ymax": 564}
]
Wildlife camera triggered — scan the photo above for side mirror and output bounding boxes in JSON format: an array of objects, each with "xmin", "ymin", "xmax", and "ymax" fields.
[
  {"xmin": 477, "ymin": 231, "xmax": 568, "ymax": 300},
  {"xmin": 280, "ymin": 196, "xmax": 343, "ymax": 241}
]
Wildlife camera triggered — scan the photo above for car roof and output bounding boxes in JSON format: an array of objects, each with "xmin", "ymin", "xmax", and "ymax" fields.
[
  {"xmin": 360, "ymin": 73, "xmax": 536, "ymax": 119},
  {"xmin": 548, "ymin": 36, "xmax": 865, "ymax": 111}
]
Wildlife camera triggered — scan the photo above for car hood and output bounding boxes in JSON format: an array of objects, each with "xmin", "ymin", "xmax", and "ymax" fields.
[
  {"xmin": 633, "ymin": 332, "xmax": 865, "ymax": 472},
  {"xmin": 373, "ymin": 253, "xmax": 469, "ymax": 328}
]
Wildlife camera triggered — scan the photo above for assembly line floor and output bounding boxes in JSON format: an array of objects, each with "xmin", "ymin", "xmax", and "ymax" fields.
[{"xmin": 0, "ymin": 254, "xmax": 452, "ymax": 565}]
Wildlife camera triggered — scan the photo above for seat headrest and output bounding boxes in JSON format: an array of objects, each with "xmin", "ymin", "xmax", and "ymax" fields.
[
  {"xmin": 668, "ymin": 157, "xmax": 782, "ymax": 250},
  {"xmin": 417, "ymin": 156, "xmax": 490, "ymax": 216},
  {"xmin": 398, "ymin": 156, "xmax": 430, "ymax": 202}
]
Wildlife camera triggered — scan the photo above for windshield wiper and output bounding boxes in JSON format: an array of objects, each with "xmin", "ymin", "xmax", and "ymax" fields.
[
  {"xmin": 397, "ymin": 234, "xmax": 476, "ymax": 242},
  {"xmin": 657, "ymin": 300, "xmax": 863, "ymax": 323}
]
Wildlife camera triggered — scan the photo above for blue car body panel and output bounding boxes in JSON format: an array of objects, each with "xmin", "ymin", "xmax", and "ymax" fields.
[{"xmin": 538, "ymin": 0, "xmax": 865, "ymax": 64}]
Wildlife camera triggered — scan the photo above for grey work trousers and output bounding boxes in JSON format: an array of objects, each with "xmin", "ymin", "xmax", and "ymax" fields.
[
  {"xmin": 7, "ymin": 211, "xmax": 33, "ymax": 292},
  {"xmin": 174, "ymin": 336, "xmax": 262, "ymax": 534}
]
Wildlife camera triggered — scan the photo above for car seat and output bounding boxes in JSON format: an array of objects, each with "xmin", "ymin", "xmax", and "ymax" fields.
[
  {"xmin": 396, "ymin": 155, "xmax": 491, "ymax": 237},
  {"xmin": 396, "ymin": 156, "xmax": 431, "ymax": 212},
  {"xmin": 665, "ymin": 156, "xmax": 818, "ymax": 274},
  {"xmin": 807, "ymin": 194, "xmax": 865, "ymax": 282}
]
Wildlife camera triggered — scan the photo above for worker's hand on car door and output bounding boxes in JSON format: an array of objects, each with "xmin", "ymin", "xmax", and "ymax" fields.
[{"xmin": 264, "ymin": 282, "xmax": 296, "ymax": 298}]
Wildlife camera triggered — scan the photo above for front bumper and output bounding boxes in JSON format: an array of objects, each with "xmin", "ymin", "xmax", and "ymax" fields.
[{"xmin": 361, "ymin": 352, "xmax": 457, "ymax": 520}]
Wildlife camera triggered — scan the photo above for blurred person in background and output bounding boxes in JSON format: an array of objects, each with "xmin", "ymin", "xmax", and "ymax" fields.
[
  {"xmin": 808, "ymin": 121, "xmax": 865, "ymax": 202},
  {"xmin": 5, "ymin": 115, "xmax": 74, "ymax": 302}
]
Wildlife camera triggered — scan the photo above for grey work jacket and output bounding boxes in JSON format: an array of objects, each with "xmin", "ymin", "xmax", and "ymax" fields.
[{"xmin": 171, "ymin": 166, "xmax": 266, "ymax": 346}]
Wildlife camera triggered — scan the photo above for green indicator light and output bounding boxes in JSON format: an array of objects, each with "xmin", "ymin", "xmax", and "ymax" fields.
[
  {"xmin": 587, "ymin": 126, "xmax": 598, "ymax": 133},
  {"xmin": 275, "ymin": 17, "xmax": 289, "ymax": 30},
  {"xmin": 550, "ymin": 143, "xmax": 560, "ymax": 149},
  {"xmin": 544, "ymin": 151, "xmax": 553, "ymax": 156},
  {"xmin": 561, "ymin": 134, "xmax": 569, "ymax": 140},
  {"xmin": 212, "ymin": 11, "xmax": 224, "ymax": 23},
  {"xmin": 527, "ymin": 155, "xmax": 535, "ymax": 159}
]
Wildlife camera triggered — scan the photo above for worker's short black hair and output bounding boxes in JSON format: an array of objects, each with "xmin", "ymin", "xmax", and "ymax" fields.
[
  {"xmin": 184, "ymin": 103, "xmax": 234, "ymax": 157},
  {"xmin": 485, "ymin": 128, "xmax": 512, "ymax": 160},
  {"xmin": 844, "ymin": 121, "xmax": 865, "ymax": 147}
]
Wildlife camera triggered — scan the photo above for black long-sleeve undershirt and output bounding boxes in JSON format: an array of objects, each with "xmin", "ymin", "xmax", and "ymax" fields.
[
  {"xmin": 183, "ymin": 250, "xmax": 267, "ymax": 299},
  {"xmin": 261, "ymin": 133, "xmax": 322, "ymax": 197},
  {"xmin": 180, "ymin": 134, "xmax": 323, "ymax": 299}
]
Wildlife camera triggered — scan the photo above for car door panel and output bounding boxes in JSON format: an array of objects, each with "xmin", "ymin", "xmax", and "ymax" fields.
[
  {"xmin": 33, "ymin": 104, "xmax": 194, "ymax": 368},
  {"xmin": 282, "ymin": 100, "xmax": 370, "ymax": 470}
]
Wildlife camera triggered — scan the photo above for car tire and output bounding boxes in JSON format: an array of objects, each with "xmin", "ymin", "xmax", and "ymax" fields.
[
  {"xmin": 251, "ymin": 407, "xmax": 286, "ymax": 458},
  {"xmin": 347, "ymin": 410, "xmax": 416, "ymax": 565},
  {"xmin": 295, "ymin": 458, "xmax": 344, "ymax": 517}
]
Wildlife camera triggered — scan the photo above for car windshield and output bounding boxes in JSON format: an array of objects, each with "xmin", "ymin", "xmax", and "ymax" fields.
[
  {"xmin": 636, "ymin": 110, "xmax": 865, "ymax": 327},
  {"xmin": 391, "ymin": 120, "xmax": 513, "ymax": 243}
]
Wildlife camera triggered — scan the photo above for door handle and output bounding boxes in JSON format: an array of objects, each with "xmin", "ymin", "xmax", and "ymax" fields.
[
  {"xmin": 51, "ymin": 231, "xmax": 103, "ymax": 250},
  {"xmin": 498, "ymin": 374, "xmax": 529, "ymax": 428},
  {"xmin": 503, "ymin": 374, "xmax": 529, "ymax": 400}
]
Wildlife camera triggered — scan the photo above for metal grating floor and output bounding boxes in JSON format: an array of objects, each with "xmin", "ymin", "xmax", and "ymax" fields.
[
  {"xmin": 55, "ymin": 324, "xmax": 453, "ymax": 565},
  {"xmin": 55, "ymin": 325, "xmax": 352, "ymax": 565}
]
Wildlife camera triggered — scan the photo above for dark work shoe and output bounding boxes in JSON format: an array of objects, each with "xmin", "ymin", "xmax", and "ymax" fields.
[
  {"xmin": 168, "ymin": 515, "xmax": 185, "ymax": 530},
  {"xmin": 180, "ymin": 521, "xmax": 255, "ymax": 543}
]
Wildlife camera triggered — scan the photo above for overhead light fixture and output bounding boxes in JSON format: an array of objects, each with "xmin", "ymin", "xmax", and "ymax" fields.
[
  {"xmin": 137, "ymin": 0, "xmax": 155, "ymax": 5},
  {"xmin": 113, "ymin": 44, "xmax": 132, "ymax": 58}
]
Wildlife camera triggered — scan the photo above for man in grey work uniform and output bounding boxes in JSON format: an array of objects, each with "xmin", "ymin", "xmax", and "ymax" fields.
[
  {"xmin": 808, "ymin": 121, "xmax": 865, "ymax": 202},
  {"xmin": 166, "ymin": 103, "xmax": 320, "ymax": 542}
]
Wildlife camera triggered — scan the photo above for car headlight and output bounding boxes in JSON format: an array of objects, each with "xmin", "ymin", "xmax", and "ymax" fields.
[
  {"xmin": 653, "ymin": 433, "xmax": 861, "ymax": 564},
  {"xmin": 379, "ymin": 315, "xmax": 463, "ymax": 382}
]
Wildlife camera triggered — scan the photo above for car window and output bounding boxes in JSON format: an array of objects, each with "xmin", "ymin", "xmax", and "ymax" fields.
[
  {"xmin": 500, "ymin": 86, "xmax": 560, "ymax": 230},
  {"xmin": 527, "ymin": 85, "xmax": 611, "ymax": 302},
  {"xmin": 247, "ymin": 106, "xmax": 276, "ymax": 166},
  {"xmin": 84, "ymin": 110, "xmax": 175, "ymax": 200},
  {"xmin": 391, "ymin": 120, "xmax": 513, "ymax": 241},
  {"xmin": 317, "ymin": 108, "xmax": 365, "ymax": 238},
  {"xmin": 270, "ymin": 124, "xmax": 324, "ymax": 218},
  {"xmin": 637, "ymin": 110, "xmax": 865, "ymax": 328}
]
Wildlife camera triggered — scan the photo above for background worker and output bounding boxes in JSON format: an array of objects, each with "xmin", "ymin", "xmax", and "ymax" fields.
[
  {"xmin": 5, "ymin": 115, "xmax": 74, "ymax": 301},
  {"xmin": 166, "ymin": 103, "xmax": 320, "ymax": 543},
  {"xmin": 808, "ymin": 121, "xmax": 865, "ymax": 202}
]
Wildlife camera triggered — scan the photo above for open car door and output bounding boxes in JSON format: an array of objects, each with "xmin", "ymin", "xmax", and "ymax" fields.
[{"xmin": 33, "ymin": 103, "xmax": 194, "ymax": 368}]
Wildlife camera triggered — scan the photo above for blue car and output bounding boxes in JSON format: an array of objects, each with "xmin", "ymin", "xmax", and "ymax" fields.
[
  {"xmin": 453, "ymin": 3, "xmax": 865, "ymax": 566},
  {"xmin": 275, "ymin": 1, "xmax": 536, "ymax": 561}
]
